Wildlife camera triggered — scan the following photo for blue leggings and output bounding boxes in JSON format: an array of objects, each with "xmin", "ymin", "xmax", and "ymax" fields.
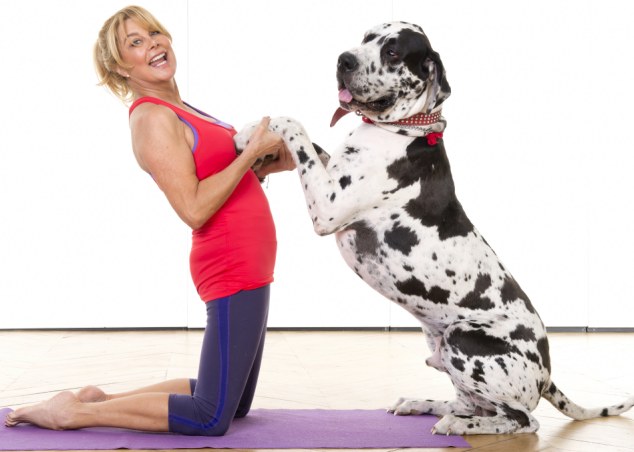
[{"xmin": 168, "ymin": 285, "xmax": 269, "ymax": 436}]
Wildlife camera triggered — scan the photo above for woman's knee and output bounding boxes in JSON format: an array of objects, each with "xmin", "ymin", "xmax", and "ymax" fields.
[
  {"xmin": 168, "ymin": 394, "xmax": 232, "ymax": 436},
  {"xmin": 196, "ymin": 420, "xmax": 231, "ymax": 436},
  {"xmin": 233, "ymin": 405, "xmax": 250, "ymax": 419},
  {"xmin": 169, "ymin": 413, "xmax": 231, "ymax": 436}
]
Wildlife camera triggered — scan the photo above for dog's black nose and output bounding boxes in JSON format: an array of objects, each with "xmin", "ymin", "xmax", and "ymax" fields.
[{"xmin": 338, "ymin": 52, "xmax": 359, "ymax": 73}]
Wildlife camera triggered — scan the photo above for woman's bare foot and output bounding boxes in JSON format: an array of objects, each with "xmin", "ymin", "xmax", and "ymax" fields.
[
  {"xmin": 4, "ymin": 391, "xmax": 79, "ymax": 430},
  {"xmin": 76, "ymin": 385, "xmax": 109, "ymax": 403}
]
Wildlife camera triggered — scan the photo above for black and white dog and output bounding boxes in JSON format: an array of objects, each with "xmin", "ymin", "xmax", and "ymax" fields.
[{"xmin": 235, "ymin": 22, "xmax": 634, "ymax": 435}]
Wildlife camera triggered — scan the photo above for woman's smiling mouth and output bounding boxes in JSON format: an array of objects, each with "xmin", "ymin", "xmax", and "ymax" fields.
[{"xmin": 149, "ymin": 52, "xmax": 167, "ymax": 67}]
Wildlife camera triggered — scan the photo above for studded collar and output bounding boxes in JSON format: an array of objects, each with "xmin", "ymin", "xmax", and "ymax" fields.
[{"xmin": 364, "ymin": 110, "xmax": 443, "ymax": 127}]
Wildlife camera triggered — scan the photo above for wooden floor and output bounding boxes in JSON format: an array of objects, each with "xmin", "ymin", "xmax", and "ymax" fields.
[{"xmin": 1, "ymin": 330, "xmax": 633, "ymax": 451}]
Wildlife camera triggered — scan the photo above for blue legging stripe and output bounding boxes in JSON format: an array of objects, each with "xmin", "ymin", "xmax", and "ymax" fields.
[
  {"xmin": 168, "ymin": 297, "xmax": 230, "ymax": 430},
  {"xmin": 212, "ymin": 297, "xmax": 230, "ymax": 427}
]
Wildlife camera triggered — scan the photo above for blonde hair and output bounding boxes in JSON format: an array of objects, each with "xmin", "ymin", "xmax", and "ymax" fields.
[{"xmin": 94, "ymin": 5, "xmax": 172, "ymax": 102}]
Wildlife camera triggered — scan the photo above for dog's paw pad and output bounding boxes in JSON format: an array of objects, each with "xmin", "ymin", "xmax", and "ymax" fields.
[{"xmin": 432, "ymin": 415, "xmax": 470, "ymax": 435}]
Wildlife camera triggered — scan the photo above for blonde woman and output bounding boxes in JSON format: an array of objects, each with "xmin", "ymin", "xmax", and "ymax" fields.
[{"xmin": 5, "ymin": 5, "xmax": 294, "ymax": 435}]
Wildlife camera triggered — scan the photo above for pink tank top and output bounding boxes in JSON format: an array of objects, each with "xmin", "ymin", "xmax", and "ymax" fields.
[{"xmin": 129, "ymin": 97, "xmax": 277, "ymax": 302}]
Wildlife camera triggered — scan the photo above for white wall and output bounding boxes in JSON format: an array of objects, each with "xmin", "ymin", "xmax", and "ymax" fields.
[{"xmin": 0, "ymin": 0, "xmax": 632, "ymax": 329}]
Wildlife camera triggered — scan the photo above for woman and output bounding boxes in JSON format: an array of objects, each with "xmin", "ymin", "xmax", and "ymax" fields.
[{"xmin": 5, "ymin": 5, "xmax": 294, "ymax": 435}]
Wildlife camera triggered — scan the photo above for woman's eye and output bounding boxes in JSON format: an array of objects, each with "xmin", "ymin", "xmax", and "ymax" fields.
[{"xmin": 149, "ymin": 31, "xmax": 160, "ymax": 36}]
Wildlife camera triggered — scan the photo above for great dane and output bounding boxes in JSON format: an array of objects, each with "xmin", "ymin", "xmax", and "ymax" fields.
[{"xmin": 235, "ymin": 21, "xmax": 634, "ymax": 435}]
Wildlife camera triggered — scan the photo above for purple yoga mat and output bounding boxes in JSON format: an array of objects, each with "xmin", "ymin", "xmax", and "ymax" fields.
[{"xmin": 0, "ymin": 407, "xmax": 469, "ymax": 450}]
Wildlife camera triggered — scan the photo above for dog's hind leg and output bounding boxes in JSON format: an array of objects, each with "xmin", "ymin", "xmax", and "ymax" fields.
[
  {"xmin": 431, "ymin": 403, "xmax": 540, "ymax": 435},
  {"xmin": 389, "ymin": 397, "xmax": 467, "ymax": 416},
  {"xmin": 388, "ymin": 388, "xmax": 485, "ymax": 417},
  {"xmin": 390, "ymin": 390, "xmax": 540, "ymax": 434}
]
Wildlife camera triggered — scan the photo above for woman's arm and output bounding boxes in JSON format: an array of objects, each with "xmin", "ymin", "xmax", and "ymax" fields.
[{"xmin": 130, "ymin": 103, "xmax": 282, "ymax": 229}]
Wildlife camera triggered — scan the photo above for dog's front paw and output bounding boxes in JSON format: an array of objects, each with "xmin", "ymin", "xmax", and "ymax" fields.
[
  {"xmin": 267, "ymin": 116, "xmax": 304, "ymax": 136},
  {"xmin": 234, "ymin": 121, "xmax": 260, "ymax": 153},
  {"xmin": 431, "ymin": 415, "xmax": 470, "ymax": 436}
]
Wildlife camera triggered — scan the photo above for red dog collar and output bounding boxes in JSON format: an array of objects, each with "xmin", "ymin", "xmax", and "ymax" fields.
[
  {"xmin": 362, "ymin": 113, "xmax": 444, "ymax": 145},
  {"xmin": 362, "ymin": 110, "xmax": 442, "ymax": 127}
]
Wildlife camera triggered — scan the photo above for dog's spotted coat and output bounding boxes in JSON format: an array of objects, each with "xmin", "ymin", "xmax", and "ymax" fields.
[{"xmin": 235, "ymin": 22, "xmax": 634, "ymax": 435}]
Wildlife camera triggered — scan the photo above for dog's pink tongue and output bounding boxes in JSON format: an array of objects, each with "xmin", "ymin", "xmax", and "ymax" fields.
[{"xmin": 339, "ymin": 89, "xmax": 353, "ymax": 103}]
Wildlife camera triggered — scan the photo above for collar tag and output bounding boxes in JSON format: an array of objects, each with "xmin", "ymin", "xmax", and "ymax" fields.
[{"xmin": 426, "ymin": 132, "xmax": 443, "ymax": 146}]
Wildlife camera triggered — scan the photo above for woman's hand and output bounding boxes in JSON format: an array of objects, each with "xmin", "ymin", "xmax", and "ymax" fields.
[
  {"xmin": 241, "ymin": 117, "xmax": 285, "ymax": 164},
  {"xmin": 254, "ymin": 141, "xmax": 296, "ymax": 179}
]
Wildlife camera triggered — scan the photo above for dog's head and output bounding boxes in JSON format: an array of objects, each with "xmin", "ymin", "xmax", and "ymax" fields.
[{"xmin": 334, "ymin": 22, "xmax": 450, "ymax": 124}]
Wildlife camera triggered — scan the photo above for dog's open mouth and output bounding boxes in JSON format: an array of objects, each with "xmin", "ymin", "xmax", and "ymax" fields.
[
  {"xmin": 338, "ymin": 87, "xmax": 395, "ymax": 113},
  {"xmin": 364, "ymin": 95, "xmax": 395, "ymax": 111}
]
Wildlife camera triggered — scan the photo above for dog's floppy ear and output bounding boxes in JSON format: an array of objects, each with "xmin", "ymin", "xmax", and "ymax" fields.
[
  {"xmin": 398, "ymin": 28, "xmax": 450, "ymax": 113},
  {"xmin": 422, "ymin": 50, "xmax": 451, "ymax": 113}
]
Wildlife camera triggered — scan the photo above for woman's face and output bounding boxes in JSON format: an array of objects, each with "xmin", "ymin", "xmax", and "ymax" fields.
[{"xmin": 117, "ymin": 18, "xmax": 176, "ymax": 85}]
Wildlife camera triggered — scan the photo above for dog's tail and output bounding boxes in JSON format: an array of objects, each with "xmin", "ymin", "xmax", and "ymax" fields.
[{"xmin": 542, "ymin": 381, "xmax": 634, "ymax": 420}]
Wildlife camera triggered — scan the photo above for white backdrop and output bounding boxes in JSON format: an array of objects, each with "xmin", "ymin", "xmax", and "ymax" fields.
[{"xmin": 0, "ymin": 0, "xmax": 632, "ymax": 329}]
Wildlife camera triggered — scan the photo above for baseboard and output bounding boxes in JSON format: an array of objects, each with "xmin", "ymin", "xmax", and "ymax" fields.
[
  {"xmin": 546, "ymin": 326, "xmax": 588, "ymax": 333},
  {"xmin": 271, "ymin": 327, "xmax": 634, "ymax": 333},
  {"xmin": 266, "ymin": 326, "xmax": 421, "ymax": 332},
  {"xmin": 1, "ymin": 326, "xmax": 634, "ymax": 332},
  {"xmin": 585, "ymin": 327, "xmax": 634, "ymax": 333},
  {"xmin": 547, "ymin": 327, "xmax": 634, "ymax": 333}
]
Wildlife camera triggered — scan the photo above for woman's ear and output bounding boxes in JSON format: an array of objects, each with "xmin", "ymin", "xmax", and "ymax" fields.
[{"xmin": 115, "ymin": 67, "xmax": 130, "ymax": 79}]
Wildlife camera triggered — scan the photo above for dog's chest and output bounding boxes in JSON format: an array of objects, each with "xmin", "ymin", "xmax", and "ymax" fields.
[
  {"xmin": 330, "ymin": 124, "xmax": 414, "ymax": 165},
  {"xmin": 325, "ymin": 125, "xmax": 419, "ymax": 203}
]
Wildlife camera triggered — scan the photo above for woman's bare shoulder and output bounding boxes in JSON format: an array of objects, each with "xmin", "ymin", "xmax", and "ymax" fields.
[
  {"xmin": 130, "ymin": 102, "xmax": 180, "ymax": 132},
  {"xmin": 129, "ymin": 102, "xmax": 192, "ymax": 174}
]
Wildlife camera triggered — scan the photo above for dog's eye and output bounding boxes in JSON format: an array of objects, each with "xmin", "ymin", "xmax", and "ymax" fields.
[{"xmin": 385, "ymin": 48, "xmax": 400, "ymax": 62}]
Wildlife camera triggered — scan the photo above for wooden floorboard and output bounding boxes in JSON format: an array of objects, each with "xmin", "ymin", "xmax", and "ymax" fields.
[{"xmin": 1, "ymin": 330, "xmax": 633, "ymax": 451}]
